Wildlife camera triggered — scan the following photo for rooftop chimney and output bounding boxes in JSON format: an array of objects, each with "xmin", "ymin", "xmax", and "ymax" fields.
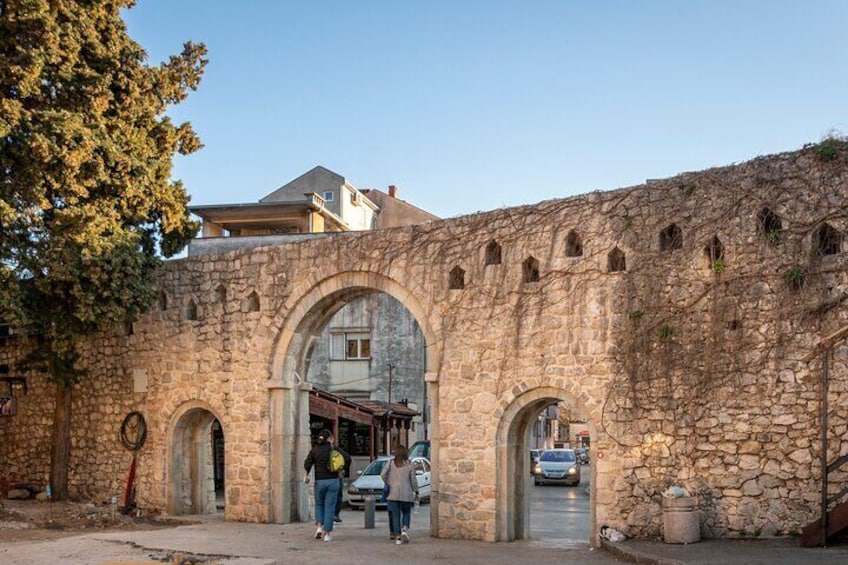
[{"xmin": 388, "ymin": 185, "xmax": 398, "ymax": 198}]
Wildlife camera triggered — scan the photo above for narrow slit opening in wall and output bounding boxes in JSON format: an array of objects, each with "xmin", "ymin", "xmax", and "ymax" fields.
[
  {"xmin": 246, "ymin": 291, "xmax": 260, "ymax": 312},
  {"xmin": 523, "ymin": 257, "xmax": 540, "ymax": 282},
  {"xmin": 659, "ymin": 223, "xmax": 682, "ymax": 252},
  {"xmin": 565, "ymin": 230, "xmax": 583, "ymax": 257},
  {"xmin": 607, "ymin": 248, "xmax": 626, "ymax": 273},
  {"xmin": 757, "ymin": 207, "xmax": 783, "ymax": 245},
  {"xmin": 703, "ymin": 235, "xmax": 725, "ymax": 270},
  {"xmin": 814, "ymin": 223, "xmax": 842, "ymax": 256},
  {"xmin": 449, "ymin": 266, "xmax": 465, "ymax": 290},
  {"xmin": 485, "ymin": 240, "xmax": 502, "ymax": 266},
  {"xmin": 185, "ymin": 300, "xmax": 198, "ymax": 321}
]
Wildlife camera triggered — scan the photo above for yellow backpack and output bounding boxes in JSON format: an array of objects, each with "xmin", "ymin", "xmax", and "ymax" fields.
[{"xmin": 329, "ymin": 448, "xmax": 345, "ymax": 473}]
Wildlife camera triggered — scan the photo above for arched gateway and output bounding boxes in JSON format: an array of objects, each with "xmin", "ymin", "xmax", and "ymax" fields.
[{"xmin": 267, "ymin": 271, "xmax": 443, "ymax": 527}]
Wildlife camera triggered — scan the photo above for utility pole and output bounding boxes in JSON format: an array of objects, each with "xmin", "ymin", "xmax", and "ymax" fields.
[
  {"xmin": 386, "ymin": 363, "xmax": 394, "ymax": 455},
  {"xmin": 387, "ymin": 363, "xmax": 394, "ymax": 404}
]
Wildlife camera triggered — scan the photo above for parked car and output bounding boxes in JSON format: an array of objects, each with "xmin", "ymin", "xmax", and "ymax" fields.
[
  {"xmin": 409, "ymin": 440, "xmax": 430, "ymax": 460},
  {"xmin": 529, "ymin": 449, "xmax": 543, "ymax": 475},
  {"xmin": 347, "ymin": 456, "xmax": 431, "ymax": 509},
  {"xmin": 574, "ymin": 448, "xmax": 589, "ymax": 465},
  {"xmin": 533, "ymin": 449, "xmax": 581, "ymax": 486}
]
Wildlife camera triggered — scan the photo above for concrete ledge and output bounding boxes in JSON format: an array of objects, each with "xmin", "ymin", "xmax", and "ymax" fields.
[{"xmin": 600, "ymin": 540, "xmax": 682, "ymax": 565}]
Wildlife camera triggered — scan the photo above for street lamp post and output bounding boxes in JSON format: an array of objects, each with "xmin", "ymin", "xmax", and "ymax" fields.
[{"xmin": 386, "ymin": 363, "xmax": 394, "ymax": 455}]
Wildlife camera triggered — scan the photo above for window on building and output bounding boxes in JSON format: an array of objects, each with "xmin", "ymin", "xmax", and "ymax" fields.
[
  {"xmin": 331, "ymin": 331, "xmax": 371, "ymax": 360},
  {"xmin": 322, "ymin": 190, "xmax": 334, "ymax": 202},
  {"xmin": 346, "ymin": 335, "xmax": 371, "ymax": 359}
]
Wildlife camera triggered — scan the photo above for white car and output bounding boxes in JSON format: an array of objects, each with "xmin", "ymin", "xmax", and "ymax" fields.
[
  {"xmin": 533, "ymin": 448, "xmax": 581, "ymax": 486},
  {"xmin": 347, "ymin": 456, "xmax": 431, "ymax": 508}
]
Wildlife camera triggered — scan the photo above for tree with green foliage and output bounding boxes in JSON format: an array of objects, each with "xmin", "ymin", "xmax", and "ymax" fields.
[{"xmin": 0, "ymin": 0, "xmax": 206, "ymax": 499}]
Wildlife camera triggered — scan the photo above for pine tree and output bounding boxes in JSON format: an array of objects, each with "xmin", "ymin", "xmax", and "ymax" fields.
[{"xmin": 0, "ymin": 0, "xmax": 206, "ymax": 499}]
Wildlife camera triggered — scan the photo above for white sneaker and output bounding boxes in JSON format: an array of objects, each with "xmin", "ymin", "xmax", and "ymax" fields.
[
  {"xmin": 395, "ymin": 538, "xmax": 403, "ymax": 545},
  {"xmin": 315, "ymin": 527, "xmax": 323, "ymax": 540},
  {"xmin": 323, "ymin": 533, "xmax": 333, "ymax": 542},
  {"xmin": 401, "ymin": 531, "xmax": 410, "ymax": 544}
]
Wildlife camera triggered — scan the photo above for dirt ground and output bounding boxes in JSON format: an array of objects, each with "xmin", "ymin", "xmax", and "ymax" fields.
[{"xmin": 0, "ymin": 498, "xmax": 185, "ymax": 543}]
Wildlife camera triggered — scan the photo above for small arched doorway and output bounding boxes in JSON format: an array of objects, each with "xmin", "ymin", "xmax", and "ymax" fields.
[
  {"xmin": 168, "ymin": 405, "xmax": 225, "ymax": 515},
  {"xmin": 496, "ymin": 387, "xmax": 596, "ymax": 543}
]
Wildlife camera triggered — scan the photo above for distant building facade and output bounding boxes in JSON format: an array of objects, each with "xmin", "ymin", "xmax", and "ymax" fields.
[{"xmin": 188, "ymin": 166, "xmax": 437, "ymax": 257}]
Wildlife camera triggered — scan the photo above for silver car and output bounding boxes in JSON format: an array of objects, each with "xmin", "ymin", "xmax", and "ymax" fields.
[
  {"xmin": 533, "ymin": 449, "xmax": 581, "ymax": 486},
  {"xmin": 347, "ymin": 456, "xmax": 431, "ymax": 508}
]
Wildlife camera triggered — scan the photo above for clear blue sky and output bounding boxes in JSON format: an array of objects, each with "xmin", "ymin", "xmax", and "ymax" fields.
[{"xmin": 123, "ymin": 1, "xmax": 848, "ymax": 219}]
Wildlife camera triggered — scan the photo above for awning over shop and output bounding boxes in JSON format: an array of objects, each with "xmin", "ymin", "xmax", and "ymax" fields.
[
  {"xmin": 308, "ymin": 388, "xmax": 419, "ymax": 459},
  {"xmin": 309, "ymin": 388, "xmax": 418, "ymax": 429}
]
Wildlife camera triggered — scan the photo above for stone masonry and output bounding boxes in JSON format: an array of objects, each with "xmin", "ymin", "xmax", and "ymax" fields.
[{"xmin": 1, "ymin": 141, "xmax": 848, "ymax": 543}]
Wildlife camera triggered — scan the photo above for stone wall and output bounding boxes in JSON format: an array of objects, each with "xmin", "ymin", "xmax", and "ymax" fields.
[{"xmin": 1, "ymin": 142, "xmax": 847, "ymax": 542}]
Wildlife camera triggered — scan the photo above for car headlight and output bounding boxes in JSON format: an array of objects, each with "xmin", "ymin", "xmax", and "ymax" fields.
[
  {"xmin": 568, "ymin": 466, "xmax": 577, "ymax": 474},
  {"xmin": 348, "ymin": 486, "xmax": 359, "ymax": 494},
  {"xmin": 533, "ymin": 464, "xmax": 541, "ymax": 475}
]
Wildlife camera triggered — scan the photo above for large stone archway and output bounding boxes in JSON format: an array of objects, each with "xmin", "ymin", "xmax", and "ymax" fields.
[
  {"xmin": 267, "ymin": 271, "xmax": 443, "ymax": 526},
  {"xmin": 167, "ymin": 401, "xmax": 226, "ymax": 516},
  {"xmin": 495, "ymin": 386, "xmax": 599, "ymax": 543}
]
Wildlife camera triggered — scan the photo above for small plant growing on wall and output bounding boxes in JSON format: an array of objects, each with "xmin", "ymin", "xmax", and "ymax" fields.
[
  {"xmin": 629, "ymin": 310, "xmax": 643, "ymax": 321},
  {"xmin": 680, "ymin": 183, "xmax": 696, "ymax": 197},
  {"xmin": 813, "ymin": 136, "xmax": 842, "ymax": 162},
  {"xmin": 623, "ymin": 209, "xmax": 634, "ymax": 229},
  {"xmin": 766, "ymin": 229, "xmax": 783, "ymax": 245},
  {"xmin": 711, "ymin": 258, "xmax": 726, "ymax": 275},
  {"xmin": 784, "ymin": 266, "xmax": 806, "ymax": 290},
  {"xmin": 659, "ymin": 325, "xmax": 673, "ymax": 340}
]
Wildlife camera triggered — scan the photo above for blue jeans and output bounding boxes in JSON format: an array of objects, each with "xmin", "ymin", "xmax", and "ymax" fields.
[
  {"xmin": 386, "ymin": 500, "xmax": 413, "ymax": 537},
  {"xmin": 315, "ymin": 478, "xmax": 340, "ymax": 532},
  {"xmin": 335, "ymin": 477, "xmax": 343, "ymax": 517}
]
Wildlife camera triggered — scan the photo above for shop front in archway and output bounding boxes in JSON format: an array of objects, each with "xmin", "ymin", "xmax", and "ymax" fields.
[{"xmin": 308, "ymin": 387, "xmax": 417, "ymax": 474}]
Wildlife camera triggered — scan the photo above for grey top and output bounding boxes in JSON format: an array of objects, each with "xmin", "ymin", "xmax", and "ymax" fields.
[{"xmin": 381, "ymin": 458, "xmax": 419, "ymax": 502}]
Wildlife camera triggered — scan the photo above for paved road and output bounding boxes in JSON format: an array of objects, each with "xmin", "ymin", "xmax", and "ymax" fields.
[
  {"xmin": 529, "ymin": 465, "xmax": 591, "ymax": 542},
  {"xmin": 0, "ymin": 506, "xmax": 623, "ymax": 565}
]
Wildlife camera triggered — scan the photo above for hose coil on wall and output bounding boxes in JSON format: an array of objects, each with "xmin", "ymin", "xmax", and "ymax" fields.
[{"xmin": 120, "ymin": 411, "xmax": 147, "ymax": 452}]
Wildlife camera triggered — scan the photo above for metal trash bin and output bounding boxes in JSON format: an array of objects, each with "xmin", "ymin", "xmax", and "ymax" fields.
[{"xmin": 662, "ymin": 496, "xmax": 700, "ymax": 544}]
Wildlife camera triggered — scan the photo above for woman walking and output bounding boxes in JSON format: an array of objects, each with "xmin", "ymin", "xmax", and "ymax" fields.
[
  {"xmin": 380, "ymin": 444, "xmax": 419, "ymax": 544},
  {"xmin": 304, "ymin": 429, "xmax": 349, "ymax": 542}
]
